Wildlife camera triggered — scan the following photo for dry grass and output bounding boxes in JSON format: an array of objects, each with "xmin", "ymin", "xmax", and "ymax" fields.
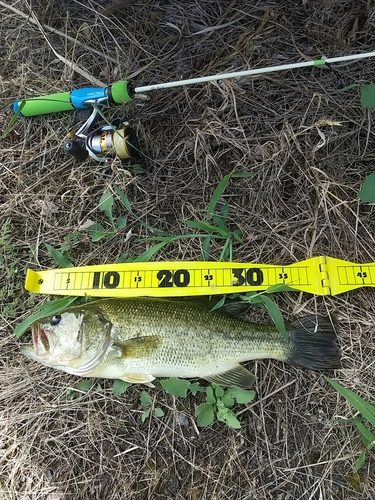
[{"xmin": 1, "ymin": 0, "xmax": 375, "ymax": 499}]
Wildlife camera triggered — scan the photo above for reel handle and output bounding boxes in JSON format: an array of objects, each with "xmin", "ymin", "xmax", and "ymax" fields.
[
  {"xmin": 64, "ymin": 140, "xmax": 89, "ymax": 161},
  {"xmin": 13, "ymin": 81, "xmax": 134, "ymax": 117}
]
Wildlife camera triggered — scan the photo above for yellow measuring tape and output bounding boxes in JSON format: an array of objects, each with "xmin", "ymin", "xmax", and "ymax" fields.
[{"xmin": 25, "ymin": 256, "xmax": 375, "ymax": 297}]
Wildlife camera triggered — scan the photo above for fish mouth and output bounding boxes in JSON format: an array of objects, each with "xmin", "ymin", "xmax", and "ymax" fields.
[{"xmin": 33, "ymin": 324, "xmax": 51, "ymax": 355}]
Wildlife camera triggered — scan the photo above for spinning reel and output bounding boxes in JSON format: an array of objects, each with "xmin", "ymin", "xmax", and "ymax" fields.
[
  {"xmin": 13, "ymin": 80, "xmax": 140, "ymax": 163},
  {"xmin": 64, "ymin": 106, "xmax": 139, "ymax": 162}
]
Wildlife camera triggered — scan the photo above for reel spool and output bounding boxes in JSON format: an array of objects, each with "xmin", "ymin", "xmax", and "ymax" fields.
[{"xmin": 64, "ymin": 110, "xmax": 140, "ymax": 162}]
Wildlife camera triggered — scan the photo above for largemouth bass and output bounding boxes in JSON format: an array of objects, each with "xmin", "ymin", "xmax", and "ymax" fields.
[{"xmin": 20, "ymin": 298, "xmax": 340, "ymax": 388}]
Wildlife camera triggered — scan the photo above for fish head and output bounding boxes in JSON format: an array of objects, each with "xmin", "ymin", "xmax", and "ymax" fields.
[{"xmin": 21, "ymin": 306, "xmax": 113, "ymax": 374}]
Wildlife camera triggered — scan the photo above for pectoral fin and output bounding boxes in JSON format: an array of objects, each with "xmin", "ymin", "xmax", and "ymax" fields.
[
  {"xmin": 205, "ymin": 365, "xmax": 256, "ymax": 389},
  {"xmin": 120, "ymin": 373, "xmax": 156, "ymax": 387},
  {"xmin": 114, "ymin": 335, "xmax": 162, "ymax": 359}
]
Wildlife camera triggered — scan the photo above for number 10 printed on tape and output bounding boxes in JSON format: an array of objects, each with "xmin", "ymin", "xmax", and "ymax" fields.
[{"xmin": 25, "ymin": 256, "xmax": 375, "ymax": 298}]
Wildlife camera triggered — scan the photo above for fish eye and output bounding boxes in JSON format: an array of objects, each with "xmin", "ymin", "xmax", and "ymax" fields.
[{"xmin": 50, "ymin": 315, "xmax": 61, "ymax": 326}]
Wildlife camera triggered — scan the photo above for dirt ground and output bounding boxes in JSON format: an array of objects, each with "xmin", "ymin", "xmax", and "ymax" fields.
[{"xmin": 1, "ymin": 0, "xmax": 375, "ymax": 499}]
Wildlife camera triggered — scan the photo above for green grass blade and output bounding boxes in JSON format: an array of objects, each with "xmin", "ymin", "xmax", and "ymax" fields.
[
  {"xmin": 259, "ymin": 295, "xmax": 287, "ymax": 337},
  {"xmin": 1, "ymin": 101, "xmax": 26, "ymax": 140},
  {"xmin": 353, "ymin": 449, "xmax": 366, "ymax": 473},
  {"xmin": 200, "ymin": 236, "xmax": 211, "ymax": 261},
  {"xmin": 266, "ymin": 283, "xmax": 296, "ymax": 293},
  {"xmin": 206, "ymin": 174, "xmax": 231, "ymax": 217},
  {"xmin": 145, "ymin": 233, "xmax": 226, "ymax": 242},
  {"xmin": 15, "ymin": 296, "xmax": 78, "ymax": 337},
  {"xmin": 133, "ymin": 240, "xmax": 174, "ymax": 262},
  {"xmin": 324, "ymin": 376, "xmax": 375, "ymax": 426},
  {"xmin": 212, "ymin": 214, "xmax": 228, "ymax": 233},
  {"xmin": 183, "ymin": 220, "xmax": 228, "ymax": 236},
  {"xmin": 99, "ymin": 192, "xmax": 115, "ymax": 226},
  {"xmin": 353, "ymin": 420, "xmax": 375, "ymax": 448},
  {"xmin": 218, "ymin": 234, "xmax": 232, "ymax": 262},
  {"xmin": 45, "ymin": 243, "xmax": 74, "ymax": 268}
]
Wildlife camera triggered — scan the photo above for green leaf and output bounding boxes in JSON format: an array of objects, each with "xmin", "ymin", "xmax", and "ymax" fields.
[
  {"xmin": 114, "ymin": 187, "xmax": 133, "ymax": 212},
  {"xmin": 354, "ymin": 420, "xmax": 375, "ymax": 448},
  {"xmin": 153, "ymin": 407, "xmax": 164, "ymax": 418},
  {"xmin": 116, "ymin": 217, "xmax": 127, "ymax": 229},
  {"xmin": 231, "ymin": 230, "xmax": 243, "ymax": 243},
  {"xmin": 207, "ymin": 174, "xmax": 231, "ymax": 217},
  {"xmin": 141, "ymin": 408, "xmax": 151, "ymax": 422},
  {"xmin": 0, "ymin": 101, "xmax": 26, "ymax": 140},
  {"xmin": 160, "ymin": 378, "xmax": 191, "ymax": 397},
  {"xmin": 140, "ymin": 390, "xmax": 153, "ymax": 408},
  {"xmin": 76, "ymin": 380, "xmax": 94, "ymax": 391},
  {"xmin": 324, "ymin": 377, "xmax": 375, "ymax": 426},
  {"xmin": 221, "ymin": 392, "xmax": 235, "ymax": 408},
  {"xmin": 353, "ymin": 449, "xmax": 366, "ymax": 474},
  {"xmin": 226, "ymin": 386, "xmax": 256, "ymax": 404},
  {"xmin": 131, "ymin": 164, "xmax": 146, "ymax": 175},
  {"xmin": 15, "ymin": 296, "xmax": 78, "ymax": 338},
  {"xmin": 210, "ymin": 295, "xmax": 227, "ymax": 312},
  {"xmin": 212, "ymin": 214, "xmax": 228, "ymax": 233},
  {"xmin": 115, "ymin": 252, "xmax": 130, "ymax": 263},
  {"xmin": 205, "ymin": 386, "xmax": 216, "ymax": 404},
  {"xmin": 216, "ymin": 407, "xmax": 241, "ymax": 428},
  {"xmin": 113, "ymin": 379, "xmax": 132, "ymax": 395},
  {"xmin": 91, "ymin": 231, "xmax": 110, "ymax": 242},
  {"xmin": 214, "ymin": 385, "xmax": 224, "ymax": 398},
  {"xmin": 87, "ymin": 222, "xmax": 106, "ymax": 234},
  {"xmin": 360, "ymin": 84, "xmax": 375, "ymax": 109},
  {"xmin": 334, "ymin": 83, "xmax": 359, "ymax": 94},
  {"xmin": 133, "ymin": 240, "xmax": 173, "ymax": 262},
  {"xmin": 218, "ymin": 235, "xmax": 233, "ymax": 262},
  {"xmin": 196, "ymin": 403, "xmax": 215, "ymax": 427},
  {"xmin": 99, "ymin": 192, "xmax": 114, "ymax": 224},
  {"xmin": 358, "ymin": 173, "xmax": 375, "ymax": 203},
  {"xmin": 45, "ymin": 243, "xmax": 74, "ymax": 268},
  {"xmin": 147, "ymin": 233, "xmax": 226, "ymax": 243},
  {"xmin": 87, "ymin": 223, "xmax": 113, "ymax": 241},
  {"xmin": 200, "ymin": 236, "xmax": 211, "ymax": 261},
  {"xmin": 259, "ymin": 295, "xmax": 287, "ymax": 338},
  {"xmin": 183, "ymin": 220, "xmax": 228, "ymax": 236},
  {"xmin": 189, "ymin": 382, "xmax": 204, "ymax": 396}
]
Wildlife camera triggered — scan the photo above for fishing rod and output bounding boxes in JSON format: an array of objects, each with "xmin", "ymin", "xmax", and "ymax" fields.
[{"xmin": 12, "ymin": 51, "xmax": 375, "ymax": 161}]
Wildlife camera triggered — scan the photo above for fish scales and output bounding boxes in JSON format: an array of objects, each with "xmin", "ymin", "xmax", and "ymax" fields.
[
  {"xmin": 20, "ymin": 297, "xmax": 341, "ymax": 388},
  {"xmin": 95, "ymin": 298, "xmax": 289, "ymax": 377}
]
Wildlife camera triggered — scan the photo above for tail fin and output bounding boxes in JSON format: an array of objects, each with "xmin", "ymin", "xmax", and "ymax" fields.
[{"xmin": 287, "ymin": 315, "xmax": 341, "ymax": 371}]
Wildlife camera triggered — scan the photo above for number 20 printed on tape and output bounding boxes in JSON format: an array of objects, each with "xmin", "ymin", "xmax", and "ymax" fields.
[{"xmin": 25, "ymin": 256, "xmax": 375, "ymax": 298}]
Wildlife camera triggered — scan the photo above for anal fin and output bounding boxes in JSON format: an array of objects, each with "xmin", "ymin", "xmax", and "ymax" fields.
[
  {"xmin": 205, "ymin": 365, "xmax": 256, "ymax": 389},
  {"xmin": 121, "ymin": 373, "xmax": 156, "ymax": 388}
]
